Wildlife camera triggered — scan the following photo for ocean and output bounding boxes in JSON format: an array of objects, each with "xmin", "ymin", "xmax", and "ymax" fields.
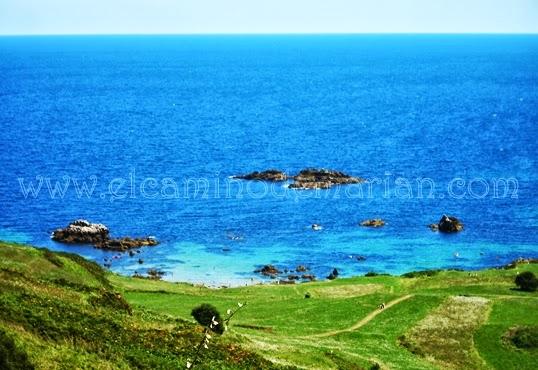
[{"xmin": 0, "ymin": 34, "xmax": 537, "ymax": 286}]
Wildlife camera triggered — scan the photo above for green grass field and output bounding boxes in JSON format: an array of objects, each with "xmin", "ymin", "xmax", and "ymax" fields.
[{"xmin": 1, "ymin": 241, "xmax": 537, "ymax": 369}]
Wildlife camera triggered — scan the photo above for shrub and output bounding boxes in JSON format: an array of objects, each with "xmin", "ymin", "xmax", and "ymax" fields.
[
  {"xmin": 364, "ymin": 272, "xmax": 390, "ymax": 277},
  {"xmin": 509, "ymin": 326, "xmax": 538, "ymax": 349},
  {"xmin": 191, "ymin": 304, "xmax": 224, "ymax": 334},
  {"xmin": 402, "ymin": 270, "xmax": 439, "ymax": 278},
  {"xmin": 515, "ymin": 271, "xmax": 538, "ymax": 292},
  {"xmin": 90, "ymin": 290, "xmax": 132, "ymax": 315},
  {"xmin": 42, "ymin": 249, "xmax": 64, "ymax": 268},
  {"xmin": 0, "ymin": 328, "xmax": 34, "ymax": 370}
]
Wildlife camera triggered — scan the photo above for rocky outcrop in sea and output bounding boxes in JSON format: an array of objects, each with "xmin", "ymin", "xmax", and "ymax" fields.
[
  {"xmin": 429, "ymin": 215, "xmax": 464, "ymax": 233},
  {"xmin": 235, "ymin": 168, "xmax": 363, "ymax": 189},
  {"xmin": 290, "ymin": 168, "xmax": 363, "ymax": 189},
  {"xmin": 360, "ymin": 219, "xmax": 386, "ymax": 228},
  {"xmin": 52, "ymin": 219, "xmax": 158, "ymax": 251},
  {"xmin": 234, "ymin": 170, "xmax": 288, "ymax": 181}
]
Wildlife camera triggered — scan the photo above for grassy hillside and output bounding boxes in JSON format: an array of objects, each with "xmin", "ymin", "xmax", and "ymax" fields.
[{"xmin": 1, "ymin": 242, "xmax": 537, "ymax": 369}]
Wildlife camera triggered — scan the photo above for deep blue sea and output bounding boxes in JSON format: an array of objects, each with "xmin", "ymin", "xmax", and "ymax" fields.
[{"xmin": 0, "ymin": 35, "xmax": 537, "ymax": 286}]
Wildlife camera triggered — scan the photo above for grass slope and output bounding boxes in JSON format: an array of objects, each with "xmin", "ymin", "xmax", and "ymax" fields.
[{"xmin": 1, "ymin": 241, "xmax": 537, "ymax": 369}]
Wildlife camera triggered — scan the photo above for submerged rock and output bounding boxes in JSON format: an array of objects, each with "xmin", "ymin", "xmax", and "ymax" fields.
[
  {"xmin": 234, "ymin": 169, "xmax": 288, "ymax": 182},
  {"xmin": 360, "ymin": 219, "xmax": 386, "ymax": 228},
  {"xmin": 327, "ymin": 268, "xmax": 339, "ymax": 280},
  {"xmin": 52, "ymin": 220, "xmax": 158, "ymax": 250},
  {"xmin": 255, "ymin": 264, "xmax": 281, "ymax": 277},
  {"xmin": 296, "ymin": 265, "xmax": 308, "ymax": 272},
  {"xmin": 429, "ymin": 215, "xmax": 464, "ymax": 233},
  {"xmin": 96, "ymin": 237, "xmax": 158, "ymax": 252},
  {"xmin": 289, "ymin": 168, "xmax": 363, "ymax": 189}
]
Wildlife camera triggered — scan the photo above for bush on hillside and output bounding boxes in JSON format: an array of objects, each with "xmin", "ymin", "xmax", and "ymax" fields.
[
  {"xmin": 402, "ymin": 270, "xmax": 439, "ymax": 278},
  {"xmin": 0, "ymin": 328, "xmax": 34, "ymax": 370},
  {"xmin": 515, "ymin": 271, "xmax": 538, "ymax": 292},
  {"xmin": 89, "ymin": 290, "xmax": 132, "ymax": 315},
  {"xmin": 364, "ymin": 272, "xmax": 390, "ymax": 277},
  {"xmin": 509, "ymin": 326, "xmax": 538, "ymax": 349},
  {"xmin": 42, "ymin": 249, "xmax": 64, "ymax": 268},
  {"xmin": 191, "ymin": 304, "xmax": 225, "ymax": 334}
]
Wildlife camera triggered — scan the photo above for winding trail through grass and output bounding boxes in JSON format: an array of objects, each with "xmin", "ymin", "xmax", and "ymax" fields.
[{"xmin": 304, "ymin": 294, "xmax": 414, "ymax": 338}]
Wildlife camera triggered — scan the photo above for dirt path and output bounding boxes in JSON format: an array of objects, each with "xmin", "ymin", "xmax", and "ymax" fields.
[{"xmin": 305, "ymin": 294, "xmax": 414, "ymax": 338}]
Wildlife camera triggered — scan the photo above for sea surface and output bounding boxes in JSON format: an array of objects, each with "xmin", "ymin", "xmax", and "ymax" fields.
[{"xmin": 0, "ymin": 35, "xmax": 537, "ymax": 286}]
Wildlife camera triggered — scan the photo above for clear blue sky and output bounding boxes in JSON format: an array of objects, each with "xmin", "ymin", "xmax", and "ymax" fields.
[{"xmin": 1, "ymin": 0, "xmax": 537, "ymax": 35}]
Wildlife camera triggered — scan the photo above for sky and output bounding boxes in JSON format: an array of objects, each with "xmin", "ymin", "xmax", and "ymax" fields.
[{"xmin": 0, "ymin": 0, "xmax": 537, "ymax": 35}]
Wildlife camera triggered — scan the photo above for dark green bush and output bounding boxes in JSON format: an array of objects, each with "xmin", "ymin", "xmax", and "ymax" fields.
[
  {"xmin": 402, "ymin": 270, "xmax": 439, "ymax": 278},
  {"xmin": 515, "ymin": 271, "xmax": 538, "ymax": 292},
  {"xmin": 0, "ymin": 328, "xmax": 34, "ymax": 370},
  {"xmin": 191, "ymin": 304, "xmax": 224, "ymax": 334},
  {"xmin": 90, "ymin": 290, "xmax": 132, "ymax": 315},
  {"xmin": 42, "ymin": 249, "xmax": 64, "ymax": 268},
  {"xmin": 510, "ymin": 326, "xmax": 538, "ymax": 349},
  {"xmin": 364, "ymin": 272, "xmax": 390, "ymax": 277}
]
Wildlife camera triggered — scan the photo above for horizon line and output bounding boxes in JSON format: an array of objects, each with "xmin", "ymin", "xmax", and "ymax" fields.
[{"xmin": 1, "ymin": 31, "xmax": 538, "ymax": 37}]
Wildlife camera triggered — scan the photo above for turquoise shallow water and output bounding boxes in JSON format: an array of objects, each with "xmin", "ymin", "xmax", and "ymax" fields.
[{"xmin": 0, "ymin": 35, "xmax": 537, "ymax": 286}]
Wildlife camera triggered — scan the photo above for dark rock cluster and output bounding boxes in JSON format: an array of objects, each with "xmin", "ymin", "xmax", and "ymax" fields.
[
  {"xmin": 360, "ymin": 219, "xmax": 386, "ymax": 228},
  {"xmin": 290, "ymin": 168, "xmax": 363, "ymax": 189},
  {"xmin": 254, "ymin": 264, "xmax": 316, "ymax": 283},
  {"xmin": 52, "ymin": 219, "xmax": 158, "ymax": 251},
  {"xmin": 235, "ymin": 168, "xmax": 363, "ymax": 189},
  {"xmin": 234, "ymin": 169, "xmax": 288, "ymax": 181},
  {"xmin": 429, "ymin": 215, "xmax": 464, "ymax": 233}
]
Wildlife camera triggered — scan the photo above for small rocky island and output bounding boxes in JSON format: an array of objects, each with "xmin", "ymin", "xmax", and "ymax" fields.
[
  {"xmin": 429, "ymin": 215, "xmax": 464, "ymax": 233},
  {"xmin": 52, "ymin": 219, "xmax": 158, "ymax": 251},
  {"xmin": 235, "ymin": 168, "xmax": 363, "ymax": 189},
  {"xmin": 290, "ymin": 168, "xmax": 363, "ymax": 189},
  {"xmin": 360, "ymin": 219, "xmax": 386, "ymax": 227}
]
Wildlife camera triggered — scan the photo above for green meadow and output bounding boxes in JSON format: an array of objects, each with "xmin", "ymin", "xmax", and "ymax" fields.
[{"xmin": 1, "ymin": 241, "xmax": 537, "ymax": 369}]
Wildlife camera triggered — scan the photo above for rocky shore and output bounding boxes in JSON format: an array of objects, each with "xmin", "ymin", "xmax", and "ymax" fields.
[
  {"xmin": 52, "ymin": 219, "xmax": 158, "ymax": 251},
  {"xmin": 235, "ymin": 168, "xmax": 363, "ymax": 189},
  {"xmin": 254, "ymin": 264, "xmax": 317, "ymax": 283}
]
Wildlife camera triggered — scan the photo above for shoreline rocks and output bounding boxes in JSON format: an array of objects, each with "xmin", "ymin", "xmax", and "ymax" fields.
[
  {"xmin": 360, "ymin": 219, "xmax": 386, "ymax": 228},
  {"xmin": 255, "ymin": 264, "xmax": 316, "ymax": 282},
  {"xmin": 429, "ymin": 215, "xmax": 464, "ymax": 233},
  {"xmin": 254, "ymin": 264, "xmax": 281, "ymax": 277},
  {"xmin": 327, "ymin": 268, "xmax": 339, "ymax": 280},
  {"xmin": 52, "ymin": 219, "xmax": 158, "ymax": 251}
]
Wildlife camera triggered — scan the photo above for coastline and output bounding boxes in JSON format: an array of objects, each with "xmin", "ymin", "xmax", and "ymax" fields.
[{"xmin": 2, "ymin": 239, "xmax": 536, "ymax": 289}]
